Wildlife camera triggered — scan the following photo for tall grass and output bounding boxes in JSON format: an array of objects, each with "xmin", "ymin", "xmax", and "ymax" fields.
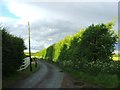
[{"xmin": 63, "ymin": 68, "xmax": 118, "ymax": 88}]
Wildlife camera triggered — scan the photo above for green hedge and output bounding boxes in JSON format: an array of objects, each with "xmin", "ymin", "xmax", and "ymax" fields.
[
  {"xmin": 2, "ymin": 27, "xmax": 26, "ymax": 77},
  {"xmin": 35, "ymin": 22, "xmax": 119, "ymax": 76}
]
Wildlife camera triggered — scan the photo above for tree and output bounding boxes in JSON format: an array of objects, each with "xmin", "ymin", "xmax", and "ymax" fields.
[
  {"xmin": 45, "ymin": 45, "xmax": 54, "ymax": 62},
  {"xmin": 80, "ymin": 22, "xmax": 117, "ymax": 62}
]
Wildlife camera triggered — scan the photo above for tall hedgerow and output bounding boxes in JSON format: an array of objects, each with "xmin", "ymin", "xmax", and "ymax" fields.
[{"xmin": 2, "ymin": 26, "xmax": 26, "ymax": 77}]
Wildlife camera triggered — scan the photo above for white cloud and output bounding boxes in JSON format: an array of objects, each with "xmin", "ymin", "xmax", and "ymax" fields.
[
  {"xmin": 48, "ymin": 38, "xmax": 53, "ymax": 40},
  {"xmin": 7, "ymin": 1, "xmax": 45, "ymax": 22},
  {"xmin": 1, "ymin": 1, "xmax": 118, "ymax": 52},
  {"xmin": 3, "ymin": 0, "xmax": 66, "ymax": 24},
  {"xmin": 0, "ymin": 16, "xmax": 18, "ymax": 23},
  {"xmin": 2, "ymin": 0, "xmax": 119, "ymax": 2}
]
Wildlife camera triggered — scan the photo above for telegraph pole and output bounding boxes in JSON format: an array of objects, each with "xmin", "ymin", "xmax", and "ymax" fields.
[{"xmin": 28, "ymin": 22, "xmax": 32, "ymax": 71}]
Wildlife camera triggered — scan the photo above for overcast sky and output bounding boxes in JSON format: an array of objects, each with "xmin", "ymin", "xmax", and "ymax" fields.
[{"xmin": 0, "ymin": 0, "xmax": 119, "ymax": 52}]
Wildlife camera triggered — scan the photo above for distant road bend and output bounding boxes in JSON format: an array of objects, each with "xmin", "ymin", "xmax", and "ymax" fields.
[{"xmin": 10, "ymin": 60, "xmax": 65, "ymax": 88}]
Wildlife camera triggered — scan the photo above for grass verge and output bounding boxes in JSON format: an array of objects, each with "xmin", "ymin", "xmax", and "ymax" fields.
[
  {"xmin": 62, "ymin": 68, "xmax": 118, "ymax": 88},
  {"xmin": 2, "ymin": 63, "xmax": 40, "ymax": 88}
]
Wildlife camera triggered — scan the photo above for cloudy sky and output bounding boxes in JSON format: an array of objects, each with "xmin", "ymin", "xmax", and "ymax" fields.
[{"xmin": 0, "ymin": 0, "xmax": 119, "ymax": 52}]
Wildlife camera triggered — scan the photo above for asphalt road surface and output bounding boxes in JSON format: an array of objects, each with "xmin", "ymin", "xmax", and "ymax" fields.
[{"xmin": 9, "ymin": 60, "xmax": 65, "ymax": 88}]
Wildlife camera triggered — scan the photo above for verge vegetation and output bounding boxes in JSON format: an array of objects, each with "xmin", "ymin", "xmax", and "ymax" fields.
[
  {"xmin": 34, "ymin": 21, "xmax": 120, "ymax": 88},
  {"xmin": 2, "ymin": 64, "xmax": 40, "ymax": 88}
]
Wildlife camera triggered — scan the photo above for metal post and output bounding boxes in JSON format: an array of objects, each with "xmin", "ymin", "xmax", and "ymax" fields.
[{"xmin": 28, "ymin": 22, "xmax": 32, "ymax": 71}]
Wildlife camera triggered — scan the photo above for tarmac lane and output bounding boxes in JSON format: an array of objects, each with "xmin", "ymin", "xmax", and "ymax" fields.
[{"xmin": 9, "ymin": 60, "xmax": 65, "ymax": 88}]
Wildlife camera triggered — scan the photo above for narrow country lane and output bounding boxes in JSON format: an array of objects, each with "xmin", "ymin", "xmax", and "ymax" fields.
[
  {"xmin": 9, "ymin": 60, "xmax": 65, "ymax": 88},
  {"xmin": 9, "ymin": 59, "xmax": 101, "ymax": 88}
]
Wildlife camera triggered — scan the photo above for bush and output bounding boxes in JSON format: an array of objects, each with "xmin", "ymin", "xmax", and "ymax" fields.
[
  {"xmin": 81, "ymin": 60, "xmax": 120, "ymax": 76},
  {"xmin": 2, "ymin": 27, "xmax": 26, "ymax": 77}
]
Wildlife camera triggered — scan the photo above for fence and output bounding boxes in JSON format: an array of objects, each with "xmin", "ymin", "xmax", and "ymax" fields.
[{"xmin": 17, "ymin": 57, "xmax": 30, "ymax": 71}]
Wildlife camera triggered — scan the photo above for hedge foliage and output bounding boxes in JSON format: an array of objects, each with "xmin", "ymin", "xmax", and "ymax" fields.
[
  {"xmin": 2, "ymin": 27, "xmax": 26, "ymax": 77},
  {"xmin": 35, "ymin": 22, "xmax": 119, "ymax": 75}
]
